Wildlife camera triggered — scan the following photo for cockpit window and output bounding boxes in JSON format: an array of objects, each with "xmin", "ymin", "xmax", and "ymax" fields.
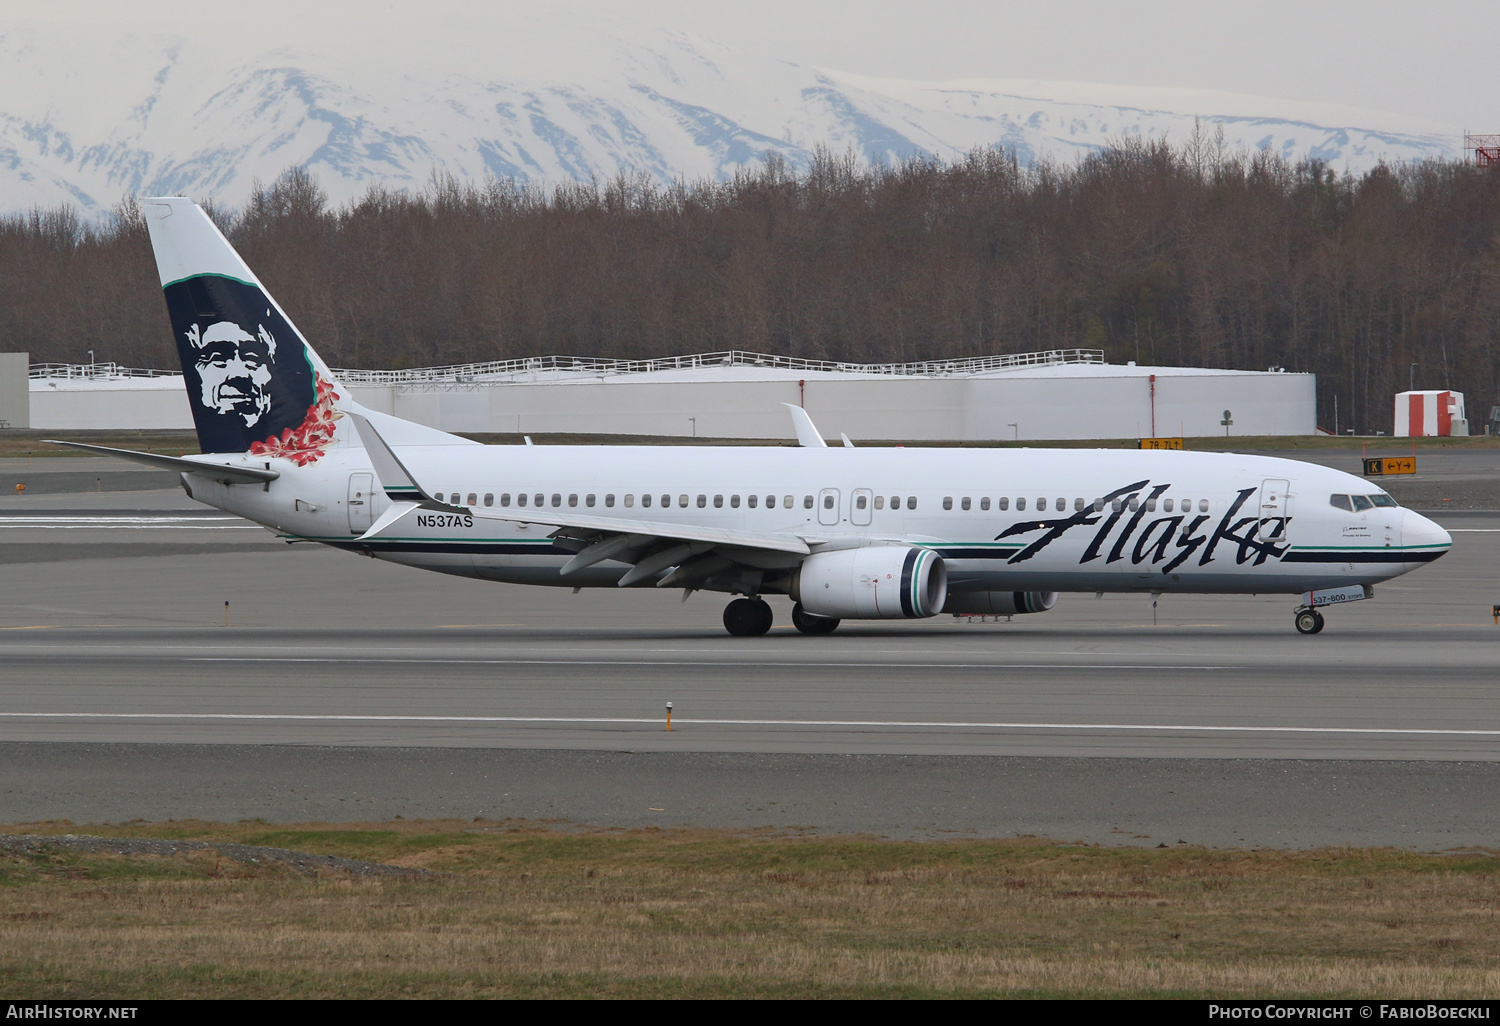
[
  {"xmin": 1369, "ymin": 494, "xmax": 1398, "ymax": 508},
  {"xmin": 1350, "ymin": 494, "xmax": 1373, "ymax": 512},
  {"xmin": 1329, "ymin": 494, "xmax": 1353, "ymax": 511}
]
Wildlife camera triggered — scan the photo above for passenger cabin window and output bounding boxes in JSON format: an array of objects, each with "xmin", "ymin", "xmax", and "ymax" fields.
[
  {"xmin": 874, "ymin": 495, "xmax": 885, "ymax": 510},
  {"xmin": 679, "ymin": 495, "xmax": 689, "ymax": 507},
  {"xmin": 855, "ymin": 495, "xmax": 867, "ymax": 510},
  {"xmin": 715, "ymin": 495, "xmax": 725, "ymax": 508},
  {"xmin": 483, "ymin": 493, "xmax": 494, "ymax": 507},
  {"xmin": 906, "ymin": 496, "xmax": 917, "ymax": 510},
  {"xmin": 499, "ymin": 493, "xmax": 511, "ymax": 507},
  {"xmin": 568, "ymin": 494, "xmax": 578, "ymax": 507},
  {"xmin": 980, "ymin": 497, "xmax": 990, "ymax": 510},
  {"xmin": 551, "ymin": 494, "xmax": 561, "ymax": 507},
  {"xmin": 586, "ymin": 494, "xmax": 596, "ymax": 507},
  {"xmin": 1351, "ymin": 495, "xmax": 1373, "ymax": 511},
  {"xmin": 730, "ymin": 495, "xmax": 740, "ymax": 508},
  {"xmin": 1371, "ymin": 494, "xmax": 1398, "ymax": 508},
  {"xmin": 1017, "ymin": 497, "xmax": 1027, "ymax": 511},
  {"xmin": 534, "ymin": 493, "xmax": 544, "ymax": 507},
  {"xmin": 889, "ymin": 496, "xmax": 900, "ymax": 509},
  {"xmin": 998, "ymin": 497, "xmax": 1009, "ymax": 511},
  {"xmin": 642, "ymin": 494, "xmax": 653, "ymax": 508},
  {"xmin": 605, "ymin": 494, "xmax": 615, "ymax": 507},
  {"xmin": 783, "ymin": 495, "xmax": 793, "ymax": 509},
  {"xmin": 463, "ymin": 492, "xmax": 474, "ymax": 506},
  {"xmin": 1128, "ymin": 498, "xmax": 1139, "ymax": 512},
  {"xmin": 1145, "ymin": 498, "xmax": 1156, "ymax": 512},
  {"xmin": 942, "ymin": 497, "xmax": 953, "ymax": 510},
  {"xmin": 1199, "ymin": 499, "xmax": 1209, "ymax": 513},
  {"xmin": 661, "ymin": 495, "xmax": 670, "ymax": 508},
  {"xmin": 822, "ymin": 494, "xmax": 834, "ymax": 510},
  {"xmin": 803, "ymin": 495, "xmax": 814, "ymax": 509},
  {"xmin": 1163, "ymin": 498, "xmax": 1174, "ymax": 512},
  {"xmin": 1330, "ymin": 494, "xmax": 1354, "ymax": 511},
  {"xmin": 624, "ymin": 494, "xmax": 635, "ymax": 507},
  {"xmin": 1036, "ymin": 497, "xmax": 1046, "ymax": 511},
  {"xmin": 747, "ymin": 495, "xmax": 757, "ymax": 508},
  {"xmin": 962, "ymin": 497, "xmax": 971, "ymax": 510},
  {"xmin": 517, "ymin": 493, "xmax": 528, "ymax": 507}
]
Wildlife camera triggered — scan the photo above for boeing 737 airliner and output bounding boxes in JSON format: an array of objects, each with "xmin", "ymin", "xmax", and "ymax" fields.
[{"xmin": 56, "ymin": 198, "xmax": 1453, "ymax": 636}]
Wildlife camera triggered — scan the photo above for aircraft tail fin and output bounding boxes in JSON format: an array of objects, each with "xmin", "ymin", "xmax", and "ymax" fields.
[
  {"xmin": 140, "ymin": 197, "xmax": 476, "ymax": 459},
  {"xmin": 142, "ymin": 197, "xmax": 344, "ymax": 459}
]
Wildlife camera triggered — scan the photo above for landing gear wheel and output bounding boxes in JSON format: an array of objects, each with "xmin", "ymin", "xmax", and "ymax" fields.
[
  {"xmin": 792, "ymin": 602, "xmax": 840, "ymax": 635},
  {"xmin": 1294, "ymin": 608, "xmax": 1325, "ymax": 635},
  {"xmin": 723, "ymin": 598, "xmax": 774, "ymax": 637}
]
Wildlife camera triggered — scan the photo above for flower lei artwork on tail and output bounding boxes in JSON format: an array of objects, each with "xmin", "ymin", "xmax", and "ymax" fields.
[{"xmin": 248, "ymin": 376, "xmax": 343, "ymax": 466}]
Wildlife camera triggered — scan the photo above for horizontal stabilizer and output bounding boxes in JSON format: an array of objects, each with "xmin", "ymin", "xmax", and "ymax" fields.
[{"xmin": 44, "ymin": 440, "xmax": 279, "ymax": 484}]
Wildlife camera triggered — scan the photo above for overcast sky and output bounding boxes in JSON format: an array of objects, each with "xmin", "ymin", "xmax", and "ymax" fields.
[{"xmin": 19, "ymin": 0, "xmax": 1500, "ymax": 133}]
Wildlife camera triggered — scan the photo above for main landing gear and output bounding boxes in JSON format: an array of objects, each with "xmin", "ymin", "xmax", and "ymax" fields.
[
  {"xmin": 791, "ymin": 602, "xmax": 840, "ymax": 636},
  {"xmin": 723, "ymin": 597, "xmax": 774, "ymax": 637},
  {"xmin": 1293, "ymin": 607, "xmax": 1326, "ymax": 635}
]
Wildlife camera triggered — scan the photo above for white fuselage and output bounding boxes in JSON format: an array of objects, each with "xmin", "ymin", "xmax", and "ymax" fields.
[{"xmin": 184, "ymin": 443, "xmax": 1451, "ymax": 598}]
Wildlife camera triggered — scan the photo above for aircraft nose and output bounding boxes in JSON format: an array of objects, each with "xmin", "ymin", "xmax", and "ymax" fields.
[{"xmin": 1402, "ymin": 510, "xmax": 1452, "ymax": 560}]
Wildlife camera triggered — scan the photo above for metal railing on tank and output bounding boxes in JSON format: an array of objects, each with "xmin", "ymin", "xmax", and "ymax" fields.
[{"xmin": 330, "ymin": 348, "xmax": 1105, "ymax": 386}]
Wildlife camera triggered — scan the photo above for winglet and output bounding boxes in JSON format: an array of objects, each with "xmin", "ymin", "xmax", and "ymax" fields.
[
  {"xmin": 350, "ymin": 412, "xmax": 467, "ymax": 511},
  {"xmin": 782, "ymin": 403, "xmax": 828, "ymax": 448}
]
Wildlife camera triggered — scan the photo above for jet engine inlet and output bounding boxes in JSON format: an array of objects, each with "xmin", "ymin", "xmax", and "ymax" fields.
[{"xmin": 792, "ymin": 546, "xmax": 947, "ymax": 619}]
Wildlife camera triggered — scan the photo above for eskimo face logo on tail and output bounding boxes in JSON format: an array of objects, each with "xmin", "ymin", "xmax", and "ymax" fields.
[
  {"xmin": 185, "ymin": 321, "xmax": 276, "ymax": 427},
  {"xmin": 165, "ymin": 275, "xmax": 337, "ymax": 463}
]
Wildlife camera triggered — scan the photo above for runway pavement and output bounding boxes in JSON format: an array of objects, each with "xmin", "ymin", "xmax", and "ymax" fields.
[{"xmin": 0, "ymin": 483, "xmax": 1497, "ymax": 846}]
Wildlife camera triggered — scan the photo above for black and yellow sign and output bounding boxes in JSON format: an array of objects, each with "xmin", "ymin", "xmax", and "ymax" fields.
[
  {"xmin": 1139, "ymin": 437, "xmax": 1184, "ymax": 450},
  {"xmin": 1363, "ymin": 456, "xmax": 1415, "ymax": 476}
]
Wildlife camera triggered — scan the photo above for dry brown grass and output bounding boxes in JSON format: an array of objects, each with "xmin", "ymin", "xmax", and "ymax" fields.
[{"xmin": 0, "ymin": 820, "xmax": 1497, "ymax": 998}]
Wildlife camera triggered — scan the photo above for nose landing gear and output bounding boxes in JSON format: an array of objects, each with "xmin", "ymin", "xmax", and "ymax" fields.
[
  {"xmin": 723, "ymin": 597, "xmax": 774, "ymax": 636},
  {"xmin": 1294, "ymin": 607, "xmax": 1325, "ymax": 635}
]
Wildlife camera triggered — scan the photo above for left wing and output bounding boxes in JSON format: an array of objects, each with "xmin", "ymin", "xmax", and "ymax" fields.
[{"xmin": 350, "ymin": 414, "xmax": 810, "ymax": 589}]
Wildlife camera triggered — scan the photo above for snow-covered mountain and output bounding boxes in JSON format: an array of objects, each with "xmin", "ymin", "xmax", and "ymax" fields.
[{"xmin": 0, "ymin": 7, "xmax": 1459, "ymax": 216}]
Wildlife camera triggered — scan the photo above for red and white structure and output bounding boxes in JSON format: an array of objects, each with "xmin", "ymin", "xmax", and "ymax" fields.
[{"xmin": 1394, "ymin": 390, "xmax": 1468, "ymax": 437}]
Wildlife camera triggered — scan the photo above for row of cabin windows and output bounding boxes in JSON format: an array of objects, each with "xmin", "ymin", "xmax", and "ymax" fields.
[
  {"xmin": 437, "ymin": 492, "xmax": 827, "ymax": 510},
  {"xmin": 941, "ymin": 495, "xmax": 1212, "ymax": 514},
  {"xmin": 433, "ymin": 491, "xmax": 1210, "ymax": 515}
]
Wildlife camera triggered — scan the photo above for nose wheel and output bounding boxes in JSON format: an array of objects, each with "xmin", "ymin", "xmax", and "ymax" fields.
[
  {"xmin": 1294, "ymin": 607, "xmax": 1325, "ymax": 635},
  {"xmin": 723, "ymin": 597, "xmax": 774, "ymax": 636}
]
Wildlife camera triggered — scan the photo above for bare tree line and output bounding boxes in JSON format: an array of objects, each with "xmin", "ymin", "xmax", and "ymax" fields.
[{"xmin": 3, "ymin": 135, "xmax": 1498, "ymax": 434}]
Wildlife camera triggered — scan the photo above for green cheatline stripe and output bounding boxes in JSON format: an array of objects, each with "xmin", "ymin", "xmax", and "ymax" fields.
[
  {"xmin": 160, "ymin": 271, "xmax": 260, "ymax": 290},
  {"xmin": 1290, "ymin": 543, "xmax": 1450, "ymax": 551},
  {"xmin": 295, "ymin": 535, "xmax": 547, "ymax": 543}
]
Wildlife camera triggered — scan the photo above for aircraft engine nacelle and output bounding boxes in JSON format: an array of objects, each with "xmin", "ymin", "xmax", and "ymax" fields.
[
  {"xmin": 792, "ymin": 546, "xmax": 947, "ymax": 619},
  {"xmin": 944, "ymin": 591, "xmax": 1059, "ymax": 616}
]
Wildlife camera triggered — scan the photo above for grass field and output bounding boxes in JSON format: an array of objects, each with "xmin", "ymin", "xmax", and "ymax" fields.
[{"xmin": 1, "ymin": 821, "xmax": 1496, "ymax": 998}]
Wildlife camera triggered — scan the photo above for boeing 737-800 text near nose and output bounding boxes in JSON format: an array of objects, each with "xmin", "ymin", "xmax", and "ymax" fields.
[{"xmin": 54, "ymin": 199, "xmax": 1452, "ymax": 636}]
